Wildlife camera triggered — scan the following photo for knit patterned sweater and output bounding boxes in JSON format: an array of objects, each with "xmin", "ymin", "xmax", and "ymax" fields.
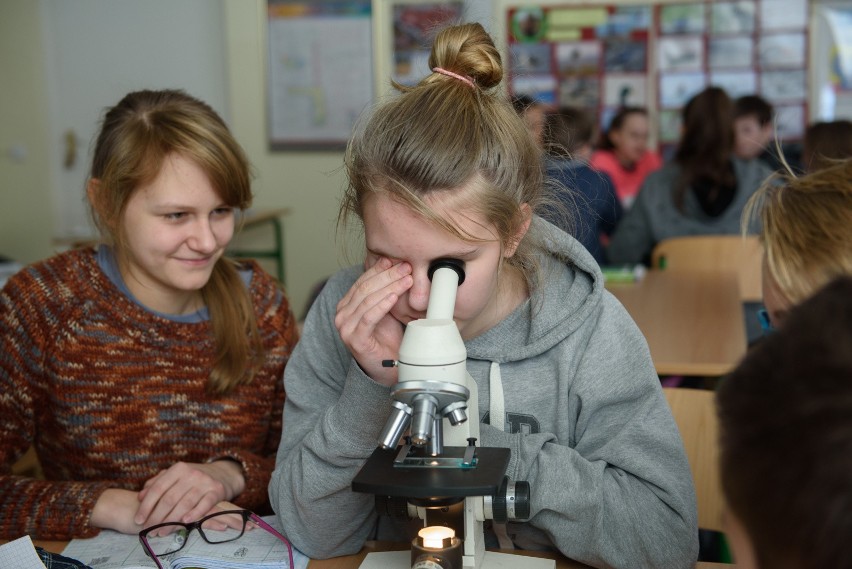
[{"xmin": 0, "ymin": 248, "xmax": 296, "ymax": 540}]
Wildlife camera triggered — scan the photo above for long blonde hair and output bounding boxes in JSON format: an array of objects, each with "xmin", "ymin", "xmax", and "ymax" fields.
[
  {"xmin": 339, "ymin": 23, "xmax": 547, "ymax": 293},
  {"xmin": 89, "ymin": 89, "xmax": 262, "ymax": 394},
  {"xmin": 742, "ymin": 158, "xmax": 852, "ymax": 306}
]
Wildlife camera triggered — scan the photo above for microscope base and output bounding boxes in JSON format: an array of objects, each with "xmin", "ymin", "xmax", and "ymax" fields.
[{"xmin": 358, "ymin": 550, "xmax": 556, "ymax": 569}]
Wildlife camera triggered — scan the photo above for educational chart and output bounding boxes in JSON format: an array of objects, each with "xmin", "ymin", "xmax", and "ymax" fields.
[
  {"xmin": 267, "ymin": 2, "xmax": 373, "ymax": 149},
  {"xmin": 507, "ymin": 0, "xmax": 810, "ymax": 148},
  {"xmin": 391, "ymin": 2, "xmax": 464, "ymax": 87}
]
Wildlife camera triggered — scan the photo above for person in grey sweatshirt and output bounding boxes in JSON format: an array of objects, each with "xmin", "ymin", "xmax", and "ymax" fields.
[
  {"xmin": 608, "ymin": 87, "xmax": 772, "ymax": 266},
  {"xmin": 270, "ymin": 22, "xmax": 698, "ymax": 569}
]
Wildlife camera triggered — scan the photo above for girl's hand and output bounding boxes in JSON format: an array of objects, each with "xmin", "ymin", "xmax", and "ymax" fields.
[
  {"xmin": 90, "ymin": 488, "xmax": 148, "ymax": 534},
  {"xmin": 133, "ymin": 460, "xmax": 246, "ymax": 529},
  {"xmin": 335, "ymin": 257, "xmax": 412, "ymax": 386}
]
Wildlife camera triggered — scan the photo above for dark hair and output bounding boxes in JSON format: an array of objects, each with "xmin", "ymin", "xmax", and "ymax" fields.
[
  {"xmin": 802, "ymin": 120, "xmax": 852, "ymax": 172},
  {"xmin": 511, "ymin": 94, "xmax": 539, "ymax": 116},
  {"xmin": 598, "ymin": 106, "xmax": 647, "ymax": 150},
  {"xmin": 89, "ymin": 89, "xmax": 263, "ymax": 394},
  {"xmin": 673, "ymin": 87, "xmax": 736, "ymax": 211},
  {"xmin": 717, "ymin": 276, "xmax": 852, "ymax": 569},
  {"xmin": 733, "ymin": 95, "xmax": 774, "ymax": 126},
  {"xmin": 543, "ymin": 106, "xmax": 595, "ymax": 156}
]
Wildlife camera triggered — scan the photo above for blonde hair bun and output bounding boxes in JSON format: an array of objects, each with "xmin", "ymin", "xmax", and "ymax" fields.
[{"xmin": 428, "ymin": 23, "xmax": 503, "ymax": 91}]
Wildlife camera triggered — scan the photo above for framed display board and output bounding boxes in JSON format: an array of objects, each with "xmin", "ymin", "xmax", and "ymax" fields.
[
  {"xmin": 504, "ymin": 0, "xmax": 810, "ymax": 151},
  {"xmin": 267, "ymin": 1, "xmax": 373, "ymax": 149}
]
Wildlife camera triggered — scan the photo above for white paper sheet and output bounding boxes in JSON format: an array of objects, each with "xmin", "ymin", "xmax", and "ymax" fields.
[{"xmin": 0, "ymin": 535, "xmax": 48, "ymax": 569}]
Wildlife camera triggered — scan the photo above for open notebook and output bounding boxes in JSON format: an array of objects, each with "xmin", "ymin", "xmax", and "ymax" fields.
[{"xmin": 61, "ymin": 516, "xmax": 308, "ymax": 569}]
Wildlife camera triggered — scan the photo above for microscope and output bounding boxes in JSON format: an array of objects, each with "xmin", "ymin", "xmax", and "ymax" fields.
[{"xmin": 352, "ymin": 260, "xmax": 552, "ymax": 569}]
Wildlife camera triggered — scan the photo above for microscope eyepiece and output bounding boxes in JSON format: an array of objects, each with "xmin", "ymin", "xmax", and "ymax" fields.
[{"xmin": 427, "ymin": 258, "xmax": 465, "ymax": 285}]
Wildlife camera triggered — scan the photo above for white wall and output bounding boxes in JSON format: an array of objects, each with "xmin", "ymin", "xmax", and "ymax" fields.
[
  {"xmin": 0, "ymin": 2, "xmax": 54, "ymax": 265},
  {"xmin": 221, "ymin": 0, "xmax": 351, "ymax": 315},
  {"xmin": 0, "ymin": 0, "xmax": 351, "ymax": 314}
]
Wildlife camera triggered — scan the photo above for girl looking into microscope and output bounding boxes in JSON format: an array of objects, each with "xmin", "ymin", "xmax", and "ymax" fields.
[{"xmin": 270, "ymin": 23, "xmax": 697, "ymax": 569}]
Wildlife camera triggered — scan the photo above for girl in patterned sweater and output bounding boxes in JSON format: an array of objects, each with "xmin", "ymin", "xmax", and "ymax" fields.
[{"xmin": 0, "ymin": 89, "xmax": 297, "ymax": 540}]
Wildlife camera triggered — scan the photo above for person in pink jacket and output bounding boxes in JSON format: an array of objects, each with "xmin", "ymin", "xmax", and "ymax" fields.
[{"xmin": 590, "ymin": 107, "xmax": 662, "ymax": 209}]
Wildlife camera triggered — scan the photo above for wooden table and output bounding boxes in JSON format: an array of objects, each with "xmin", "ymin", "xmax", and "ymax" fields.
[
  {"xmin": 25, "ymin": 539, "xmax": 732, "ymax": 568},
  {"xmin": 606, "ymin": 270, "xmax": 747, "ymax": 377}
]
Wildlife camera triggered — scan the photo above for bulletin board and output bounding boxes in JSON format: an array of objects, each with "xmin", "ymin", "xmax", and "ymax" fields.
[
  {"xmin": 506, "ymin": 0, "xmax": 810, "ymax": 151},
  {"xmin": 388, "ymin": 2, "xmax": 465, "ymax": 87},
  {"xmin": 267, "ymin": 1, "xmax": 373, "ymax": 149}
]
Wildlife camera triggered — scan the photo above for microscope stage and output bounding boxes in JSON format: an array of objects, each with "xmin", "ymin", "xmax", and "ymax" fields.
[{"xmin": 352, "ymin": 446, "xmax": 510, "ymax": 499}]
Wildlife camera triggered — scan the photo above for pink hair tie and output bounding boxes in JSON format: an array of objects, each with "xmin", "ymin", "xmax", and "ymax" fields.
[{"xmin": 433, "ymin": 67, "xmax": 475, "ymax": 89}]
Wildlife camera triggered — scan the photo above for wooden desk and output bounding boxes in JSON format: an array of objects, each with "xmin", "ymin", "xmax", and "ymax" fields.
[
  {"xmin": 28, "ymin": 539, "xmax": 732, "ymax": 568},
  {"xmin": 607, "ymin": 270, "xmax": 747, "ymax": 377}
]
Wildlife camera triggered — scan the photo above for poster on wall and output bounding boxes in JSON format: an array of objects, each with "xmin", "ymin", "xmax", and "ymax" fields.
[
  {"xmin": 506, "ymin": 0, "xmax": 810, "ymax": 150},
  {"xmin": 507, "ymin": 4, "xmax": 651, "ymax": 132},
  {"xmin": 391, "ymin": 2, "xmax": 464, "ymax": 87},
  {"xmin": 267, "ymin": 1, "xmax": 373, "ymax": 149},
  {"xmin": 659, "ymin": 0, "xmax": 809, "ymax": 148}
]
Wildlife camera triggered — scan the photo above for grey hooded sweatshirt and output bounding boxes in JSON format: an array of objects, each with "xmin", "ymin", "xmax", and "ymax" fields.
[{"xmin": 270, "ymin": 218, "xmax": 698, "ymax": 568}]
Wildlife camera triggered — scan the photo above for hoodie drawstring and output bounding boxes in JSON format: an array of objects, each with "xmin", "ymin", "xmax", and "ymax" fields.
[{"xmin": 489, "ymin": 361, "xmax": 515, "ymax": 550}]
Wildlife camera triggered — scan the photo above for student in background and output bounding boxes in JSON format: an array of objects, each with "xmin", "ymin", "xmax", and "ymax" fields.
[
  {"xmin": 271, "ymin": 22, "xmax": 698, "ymax": 569},
  {"xmin": 511, "ymin": 94, "xmax": 547, "ymax": 150},
  {"xmin": 801, "ymin": 119, "xmax": 852, "ymax": 172},
  {"xmin": 716, "ymin": 276, "xmax": 852, "ymax": 569},
  {"xmin": 0, "ymin": 89, "xmax": 297, "ymax": 540},
  {"xmin": 742, "ymin": 158, "xmax": 852, "ymax": 330},
  {"xmin": 608, "ymin": 87, "xmax": 773, "ymax": 266},
  {"xmin": 589, "ymin": 106, "xmax": 662, "ymax": 209},
  {"xmin": 542, "ymin": 106, "xmax": 622, "ymax": 265},
  {"xmin": 732, "ymin": 95, "xmax": 783, "ymax": 170}
]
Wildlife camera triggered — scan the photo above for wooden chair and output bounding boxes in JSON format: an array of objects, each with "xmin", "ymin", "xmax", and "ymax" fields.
[
  {"xmin": 663, "ymin": 387, "xmax": 724, "ymax": 532},
  {"xmin": 651, "ymin": 235, "xmax": 763, "ymax": 302}
]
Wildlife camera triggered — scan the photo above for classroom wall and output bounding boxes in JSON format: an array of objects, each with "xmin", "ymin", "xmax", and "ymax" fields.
[
  {"xmin": 0, "ymin": 2, "xmax": 54, "ymax": 266},
  {"xmin": 1, "ymin": 0, "xmax": 846, "ymax": 314},
  {"xmin": 222, "ymin": 0, "xmax": 352, "ymax": 316},
  {"xmin": 0, "ymin": 0, "xmax": 351, "ymax": 315}
]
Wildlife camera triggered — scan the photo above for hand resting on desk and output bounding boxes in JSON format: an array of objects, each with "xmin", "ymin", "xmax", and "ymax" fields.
[{"xmin": 90, "ymin": 460, "xmax": 245, "ymax": 534}]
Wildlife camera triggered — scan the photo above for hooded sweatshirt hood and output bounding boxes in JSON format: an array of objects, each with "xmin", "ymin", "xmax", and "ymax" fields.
[{"xmin": 466, "ymin": 216, "xmax": 604, "ymax": 363}]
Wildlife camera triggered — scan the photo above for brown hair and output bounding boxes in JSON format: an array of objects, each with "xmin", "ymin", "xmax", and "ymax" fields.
[
  {"xmin": 88, "ymin": 89, "xmax": 262, "ymax": 394},
  {"xmin": 339, "ymin": 23, "xmax": 546, "ymax": 293},
  {"xmin": 742, "ymin": 158, "xmax": 852, "ymax": 307},
  {"xmin": 733, "ymin": 94, "xmax": 774, "ymax": 126},
  {"xmin": 597, "ymin": 106, "xmax": 647, "ymax": 151},
  {"xmin": 544, "ymin": 106, "xmax": 595, "ymax": 156},
  {"xmin": 802, "ymin": 120, "xmax": 852, "ymax": 172},
  {"xmin": 673, "ymin": 87, "xmax": 736, "ymax": 212},
  {"xmin": 717, "ymin": 276, "xmax": 852, "ymax": 569}
]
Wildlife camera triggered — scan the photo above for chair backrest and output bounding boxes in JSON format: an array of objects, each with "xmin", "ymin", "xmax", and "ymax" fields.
[
  {"xmin": 651, "ymin": 235, "xmax": 763, "ymax": 302},
  {"xmin": 663, "ymin": 387, "xmax": 724, "ymax": 532}
]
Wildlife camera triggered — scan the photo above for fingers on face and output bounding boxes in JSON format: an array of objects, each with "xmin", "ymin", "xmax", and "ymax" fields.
[{"xmin": 336, "ymin": 260, "xmax": 412, "ymax": 331}]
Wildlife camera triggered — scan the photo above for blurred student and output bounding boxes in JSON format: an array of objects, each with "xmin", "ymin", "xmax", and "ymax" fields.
[
  {"xmin": 608, "ymin": 87, "xmax": 773, "ymax": 266},
  {"xmin": 0, "ymin": 89, "xmax": 297, "ymax": 540},
  {"xmin": 271, "ymin": 23, "xmax": 698, "ymax": 568},
  {"xmin": 590, "ymin": 107, "xmax": 662, "ymax": 209},
  {"xmin": 542, "ymin": 106, "xmax": 622, "ymax": 265},
  {"xmin": 742, "ymin": 158, "xmax": 852, "ymax": 330},
  {"xmin": 716, "ymin": 276, "xmax": 852, "ymax": 569},
  {"xmin": 733, "ymin": 95, "xmax": 781, "ymax": 168},
  {"xmin": 511, "ymin": 94, "xmax": 546, "ymax": 149},
  {"xmin": 801, "ymin": 119, "xmax": 852, "ymax": 172}
]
